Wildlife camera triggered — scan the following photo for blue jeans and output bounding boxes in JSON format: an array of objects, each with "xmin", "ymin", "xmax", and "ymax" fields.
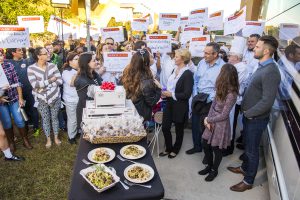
[
  {"xmin": 191, "ymin": 113, "xmax": 202, "ymax": 151},
  {"xmin": 241, "ymin": 116, "xmax": 269, "ymax": 185},
  {"xmin": 0, "ymin": 101, "xmax": 25, "ymax": 129}
]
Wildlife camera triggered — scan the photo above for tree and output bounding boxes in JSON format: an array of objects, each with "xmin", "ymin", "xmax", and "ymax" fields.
[{"xmin": 0, "ymin": 0, "xmax": 74, "ymax": 44}]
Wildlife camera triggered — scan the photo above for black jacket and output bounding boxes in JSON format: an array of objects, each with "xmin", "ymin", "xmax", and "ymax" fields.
[
  {"xmin": 74, "ymin": 72, "xmax": 102, "ymax": 129},
  {"xmin": 133, "ymin": 79, "xmax": 161, "ymax": 121},
  {"xmin": 164, "ymin": 70, "xmax": 194, "ymax": 123}
]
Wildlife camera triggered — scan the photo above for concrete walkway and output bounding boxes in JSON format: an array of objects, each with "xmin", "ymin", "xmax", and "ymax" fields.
[{"xmin": 150, "ymin": 128, "xmax": 270, "ymax": 200}]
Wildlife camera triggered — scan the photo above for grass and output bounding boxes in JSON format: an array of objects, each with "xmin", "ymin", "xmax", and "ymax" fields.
[{"xmin": 0, "ymin": 129, "xmax": 79, "ymax": 200}]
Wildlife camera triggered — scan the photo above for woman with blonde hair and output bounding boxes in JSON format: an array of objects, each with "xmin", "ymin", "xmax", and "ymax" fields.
[{"xmin": 158, "ymin": 49, "xmax": 194, "ymax": 158}]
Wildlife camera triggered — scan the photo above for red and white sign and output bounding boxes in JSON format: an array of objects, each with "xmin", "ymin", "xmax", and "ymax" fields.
[
  {"xmin": 224, "ymin": 7, "xmax": 246, "ymax": 36},
  {"xmin": 279, "ymin": 23, "xmax": 300, "ymax": 40},
  {"xmin": 131, "ymin": 18, "xmax": 149, "ymax": 31},
  {"xmin": 180, "ymin": 26, "xmax": 204, "ymax": 44},
  {"xmin": 79, "ymin": 24, "xmax": 100, "ymax": 40},
  {"xmin": 189, "ymin": 35, "xmax": 210, "ymax": 57},
  {"xmin": 17, "ymin": 16, "xmax": 44, "ymax": 33},
  {"xmin": 0, "ymin": 26, "xmax": 30, "ymax": 48},
  {"xmin": 242, "ymin": 21, "xmax": 265, "ymax": 37},
  {"xmin": 180, "ymin": 16, "xmax": 189, "ymax": 30},
  {"xmin": 159, "ymin": 13, "xmax": 181, "ymax": 31},
  {"xmin": 47, "ymin": 15, "xmax": 72, "ymax": 39},
  {"xmin": 103, "ymin": 52, "xmax": 132, "ymax": 72},
  {"xmin": 146, "ymin": 34, "xmax": 172, "ymax": 53},
  {"xmin": 188, "ymin": 8, "xmax": 208, "ymax": 27},
  {"xmin": 207, "ymin": 11, "xmax": 224, "ymax": 31},
  {"xmin": 100, "ymin": 27, "xmax": 124, "ymax": 43}
]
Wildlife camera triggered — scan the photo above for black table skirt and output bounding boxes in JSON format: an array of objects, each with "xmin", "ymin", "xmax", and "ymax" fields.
[{"xmin": 68, "ymin": 137, "xmax": 164, "ymax": 200}]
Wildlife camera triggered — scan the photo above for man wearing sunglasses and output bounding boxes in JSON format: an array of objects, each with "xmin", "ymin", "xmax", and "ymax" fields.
[{"xmin": 104, "ymin": 37, "xmax": 115, "ymax": 52}]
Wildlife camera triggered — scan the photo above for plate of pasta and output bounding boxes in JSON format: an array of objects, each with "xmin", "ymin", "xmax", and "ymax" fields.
[
  {"xmin": 124, "ymin": 164, "xmax": 154, "ymax": 183},
  {"xmin": 88, "ymin": 147, "xmax": 115, "ymax": 164},
  {"xmin": 120, "ymin": 145, "xmax": 146, "ymax": 160}
]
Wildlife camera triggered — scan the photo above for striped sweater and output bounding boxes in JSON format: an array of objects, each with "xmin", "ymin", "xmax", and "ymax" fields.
[{"xmin": 27, "ymin": 62, "xmax": 62, "ymax": 105}]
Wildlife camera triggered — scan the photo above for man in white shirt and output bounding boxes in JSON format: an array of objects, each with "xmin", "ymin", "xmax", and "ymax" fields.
[
  {"xmin": 225, "ymin": 39, "xmax": 249, "ymax": 156},
  {"xmin": 243, "ymin": 34, "xmax": 260, "ymax": 76}
]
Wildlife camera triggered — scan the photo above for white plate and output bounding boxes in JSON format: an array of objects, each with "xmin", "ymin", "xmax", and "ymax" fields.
[
  {"xmin": 88, "ymin": 147, "xmax": 115, "ymax": 164},
  {"xmin": 124, "ymin": 163, "xmax": 155, "ymax": 183},
  {"xmin": 120, "ymin": 145, "xmax": 146, "ymax": 160},
  {"xmin": 80, "ymin": 164, "xmax": 120, "ymax": 193}
]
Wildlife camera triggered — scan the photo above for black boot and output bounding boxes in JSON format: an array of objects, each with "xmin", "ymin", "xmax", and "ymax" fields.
[
  {"xmin": 198, "ymin": 166, "xmax": 211, "ymax": 175},
  {"xmin": 205, "ymin": 170, "xmax": 218, "ymax": 182},
  {"xmin": 18, "ymin": 127, "xmax": 33, "ymax": 149}
]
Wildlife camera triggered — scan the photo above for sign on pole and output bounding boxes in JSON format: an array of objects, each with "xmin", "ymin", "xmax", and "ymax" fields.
[
  {"xmin": 103, "ymin": 52, "xmax": 132, "ymax": 72},
  {"xmin": 242, "ymin": 21, "xmax": 265, "ymax": 37},
  {"xmin": 0, "ymin": 26, "xmax": 30, "ymax": 48},
  {"xmin": 146, "ymin": 34, "xmax": 172, "ymax": 53},
  {"xmin": 279, "ymin": 23, "xmax": 300, "ymax": 40},
  {"xmin": 180, "ymin": 27, "xmax": 204, "ymax": 44},
  {"xmin": 188, "ymin": 8, "xmax": 208, "ymax": 28},
  {"xmin": 207, "ymin": 11, "xmax": 224, "ymax": 31},
  {"xmin": 224, "ymin": 7, "xmax": 246, "ymax": 36},
  {"xmin": 180, "ymin": 16, "xmax": 189, "ymax": 30},
  {"xmin": 100, "ymin": 27, "xmax": 124, "ymax": 43},
  {"xmin": 17, "ymin": 16, "xmax": 44, "ymax": 33},
  {"xmin": 189, "ymin": 35, "xmax": 210, "ymax": 57},
  {"xmin": 131, "ymin": 18, "xmax": 149, "ymax": 31},
  {"xmin": 47, "ymin": 15, "xmax": 72, "ymax": 39},
  {"xmin": 159, "ymin": 13, "xmax": 181, "ymax": 31}
]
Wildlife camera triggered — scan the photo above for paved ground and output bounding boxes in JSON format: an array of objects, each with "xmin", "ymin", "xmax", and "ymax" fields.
[{"xmin": 149, "ymin": 128, "xmax": 270, "ymax": 200}]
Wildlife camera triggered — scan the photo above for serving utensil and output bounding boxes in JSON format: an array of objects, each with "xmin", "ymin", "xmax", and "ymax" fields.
[
  {"xmin": 117, "ymin": 155, "xmax": 138, "ymax": 164},
  {"xmin": 124, "ymin": 180, "xmax": 152, "ymax": 188}
]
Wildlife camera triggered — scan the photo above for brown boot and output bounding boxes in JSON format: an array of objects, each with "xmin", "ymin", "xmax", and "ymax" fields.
[
  {"xmin": 4, "ymin": 128, "xmax": 16, "ymax": 152},
  {"xmin": 18, "ymin": 127, "xmax": 33, "ymax": 149}
]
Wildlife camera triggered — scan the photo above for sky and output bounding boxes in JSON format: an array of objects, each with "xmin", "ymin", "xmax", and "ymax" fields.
[{"xmin": 116, "ymin": 0, "xmax": 242, "ymax": 17}]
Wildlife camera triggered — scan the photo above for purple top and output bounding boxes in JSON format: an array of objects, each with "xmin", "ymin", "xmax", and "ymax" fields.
[{"xmin": 0, "ymin": 61, "xmax": 21, "ymax": 105}]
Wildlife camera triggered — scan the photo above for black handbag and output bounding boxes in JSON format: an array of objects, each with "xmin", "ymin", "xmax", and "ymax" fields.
[{"xmin": 191, "ymin": 93, "xmax": 209, "ymax": 114}]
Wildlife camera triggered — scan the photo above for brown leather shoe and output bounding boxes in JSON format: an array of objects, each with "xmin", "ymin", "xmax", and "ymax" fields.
[
  {"xmin": 227, "ymin": 166, "xmax": 245, "ymax": 176},
  {"xmin": 230, "ymin": 181, "xmax": 252, "ymax": 192}
]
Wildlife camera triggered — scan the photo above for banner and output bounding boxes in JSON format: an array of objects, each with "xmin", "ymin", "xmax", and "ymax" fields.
[
  {"xmin": 159, "ymin": 13, "xmax": 181, "ymax": 31},
  {"xmin": 103, "ymin": 52, "xmax": 132, "ymax": 72},
  {"xmin": 0, "ymin": 26, "xmax": 30, "ymax": 48},
  {"xmin": 279, "ymin": 23, "xmax": 300, "ymax": 40},
  {"xmin": 180, "ymin": 27, "xmax": 204, "ymax": 44},
  {"xmin": 224, "ymin": 7, "xmax": 246, "ymax": 36},
  {"xmin": 0, "ymin": 66, "xmax": 9, "ymax": 88},
  {"xmin": 242, "ymin": 21, "xmax": 265, "ymax": 37},
  {"xmin": 146, "ymin": 34, "xmax": 172, "ymax": 53},
  {"xmin": 131, "ymin": 18, "xmax": 149, "ymax": 31},
  {"xmin": 189, "ymin": 35, "xmax": 210, "ymax": 57},
  {"xmin": 47, "ymin": 15, "xmax": 72, "ymax": 40},
  {"xmin": 100, "ymin": 27, "xmax": 124, "ymax": 43},
  {"xmin": 79, "ymin": 24, "xmax": 100, "ymax": 40},
  {"xmin": 17, "ymin": 16, "xmax": 44, "ymax": 33},
  {"xmin": 188, "ymin": 8, "xmax": 208, "ymax": 27},
  {"xmin": 180, "ymin": 16, "xmax": 189, "ymax": 30},
  {"xmin": 207, "ymin": 11, "xmax": 223, "ymax": 31}
]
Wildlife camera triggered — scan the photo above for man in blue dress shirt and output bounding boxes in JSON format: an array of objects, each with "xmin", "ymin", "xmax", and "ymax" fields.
[{"xmin": 186, "ymin": 42, "xmax": 225, "ymax": 156}]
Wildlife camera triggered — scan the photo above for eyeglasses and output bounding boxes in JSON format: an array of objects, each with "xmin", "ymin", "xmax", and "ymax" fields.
[{"xmin": 106, "ymin": 43, "xmax": 114, "ymax": 45}]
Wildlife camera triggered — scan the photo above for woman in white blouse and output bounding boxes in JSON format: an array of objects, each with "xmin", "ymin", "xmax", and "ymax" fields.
[
  {"xmin": 157, "ymin": 49, "xmax": 194, "ymax": 158},
  {"xmin": 62, "ymin": 52, "xmax": 79, "ymax": 144}
]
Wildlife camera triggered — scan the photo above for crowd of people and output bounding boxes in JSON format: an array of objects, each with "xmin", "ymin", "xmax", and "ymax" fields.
[{"xmin": 1, "ymin": 28, "xmax": 300, "ymax": 192}]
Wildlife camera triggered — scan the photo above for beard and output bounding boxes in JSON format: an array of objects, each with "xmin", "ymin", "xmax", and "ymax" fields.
[{"xmin": 254, "ymin": 53, "xmax": 263, "ymax": 60}]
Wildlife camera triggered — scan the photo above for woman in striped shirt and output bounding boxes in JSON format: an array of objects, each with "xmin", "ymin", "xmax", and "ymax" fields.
[{"xmin": 28, "ymin": 47, "xmax": 63, "ymax": 148}]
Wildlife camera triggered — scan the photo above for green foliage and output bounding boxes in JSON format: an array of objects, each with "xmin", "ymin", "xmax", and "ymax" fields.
[{"xmin": 0, "ymin": 0, "xmax": 75, "ymax": 44}]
